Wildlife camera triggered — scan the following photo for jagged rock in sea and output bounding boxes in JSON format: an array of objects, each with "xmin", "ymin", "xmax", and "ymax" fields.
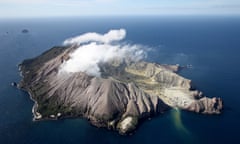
[
  {"xmin": 11, "ymin": 82, "xmax": 18, "ymax": 87},
  {"xmin": 18, "ymin": 45, "xmax": 223, "ymax": 134}
]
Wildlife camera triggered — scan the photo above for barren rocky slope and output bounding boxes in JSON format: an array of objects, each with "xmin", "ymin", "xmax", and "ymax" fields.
[{"xmin": 19, "ymin": 45, "xmax": 223, "ymax": 134}]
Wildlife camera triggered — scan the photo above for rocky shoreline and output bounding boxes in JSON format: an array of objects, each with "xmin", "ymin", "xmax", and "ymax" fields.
[{"xmin": 18, "ymin": 45, "xmax": 223, "ymax": 134}]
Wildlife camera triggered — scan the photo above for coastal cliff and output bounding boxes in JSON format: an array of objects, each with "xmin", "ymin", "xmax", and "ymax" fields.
[{"xmin": 18, "ymin": 45, "xmax": 223, "ymax": 134}]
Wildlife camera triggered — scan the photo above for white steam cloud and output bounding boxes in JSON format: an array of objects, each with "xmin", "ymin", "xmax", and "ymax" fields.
[
  {"xmin": 63, "ymin": 29, "xmax": 126, "ymax": 45},
  {"xmin": 60, "ymin": 29, "xmax": 147, "ymax": 77}
]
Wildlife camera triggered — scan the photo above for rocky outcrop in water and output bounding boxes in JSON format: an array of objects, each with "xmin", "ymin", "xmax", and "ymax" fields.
[
  {"xmin": 18, "ymin": 45, "xmax": 223, "ymax": 134},
  {"xmin": 21, "ymin": 29, "xmax": 29, "ymax": 34}
]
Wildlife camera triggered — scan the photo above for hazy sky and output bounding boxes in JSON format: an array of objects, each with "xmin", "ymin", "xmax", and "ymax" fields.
[{"xmin": 1, "ymin": 0, "xmax": 240, "ymax": 18}]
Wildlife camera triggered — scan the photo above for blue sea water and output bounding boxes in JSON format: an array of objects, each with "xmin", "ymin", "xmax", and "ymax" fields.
[{"xmin": 0, "ymin": 16, "xmax": 240, "ymax": 144}]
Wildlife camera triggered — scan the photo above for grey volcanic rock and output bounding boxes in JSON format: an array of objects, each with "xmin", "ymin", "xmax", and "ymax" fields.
[
  {"xmin": 188, "ymin": 97, "xmax": 223, "ymax": 114},
  {"xmin": 117, "ymin": 116, "xmax": 138, "ymax": 134},
  {"xmin": 18, "ymin": 45, "xmax": 223, "ymax": 134}
]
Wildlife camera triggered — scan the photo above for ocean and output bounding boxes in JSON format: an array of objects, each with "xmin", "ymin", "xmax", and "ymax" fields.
[{"xmin": 0, "ymin": 16, "xmax": 240, "ymax": 144}]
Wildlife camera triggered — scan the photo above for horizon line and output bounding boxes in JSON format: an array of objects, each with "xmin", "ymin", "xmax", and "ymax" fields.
[{"xmin": 1, "ymin": 13, "xmax": 240, "ymax": 19}]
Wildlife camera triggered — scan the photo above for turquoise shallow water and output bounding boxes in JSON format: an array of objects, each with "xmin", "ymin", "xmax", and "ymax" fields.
[{"xmin": 0, "ymin": 16, "xmax": 240, "ymax": 144}]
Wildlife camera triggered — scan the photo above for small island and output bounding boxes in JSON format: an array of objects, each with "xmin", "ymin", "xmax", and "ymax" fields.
[
  {"xmin": 21, "ymin": 29, "xmax": 29, "ymax": 34},
  {"xmin": 18, "ymin": 44, "xmax": 223, "ymax": 134}
]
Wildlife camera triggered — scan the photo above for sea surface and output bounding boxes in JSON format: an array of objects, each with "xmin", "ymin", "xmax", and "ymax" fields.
[{"xmin": 0, "ymin": 16, "xmax": 240, "ymax": 144}]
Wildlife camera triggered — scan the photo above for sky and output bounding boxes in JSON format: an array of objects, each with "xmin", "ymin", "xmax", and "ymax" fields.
[{"xmin": 0, "ymin": 0, "xmax": 240, "ymax": 18}]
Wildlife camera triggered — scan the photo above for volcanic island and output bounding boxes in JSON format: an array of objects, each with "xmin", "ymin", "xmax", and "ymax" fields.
[{"xmin": 18, "ymin": 30, "xmax": 223, "ymax": 135}]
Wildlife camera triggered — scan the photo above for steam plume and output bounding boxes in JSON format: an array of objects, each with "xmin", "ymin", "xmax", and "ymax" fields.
[
  {"xmin": 63, "ymin": 29, "xmax": 126, "ymax": 45},
  {"xmin": 60, "ymin": 29, "xmax": 147, "ymax": 77}
]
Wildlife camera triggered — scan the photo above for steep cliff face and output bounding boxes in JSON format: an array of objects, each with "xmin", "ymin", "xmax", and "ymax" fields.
[{"xmin": 19, "ymin": 46, "xmax": 223, "ymax": 134}]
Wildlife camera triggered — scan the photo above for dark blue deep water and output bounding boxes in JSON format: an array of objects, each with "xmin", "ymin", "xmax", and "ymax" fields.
[{"xmin": 0, "ymin": 16, "xmax": 240, "ymax": 144}]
